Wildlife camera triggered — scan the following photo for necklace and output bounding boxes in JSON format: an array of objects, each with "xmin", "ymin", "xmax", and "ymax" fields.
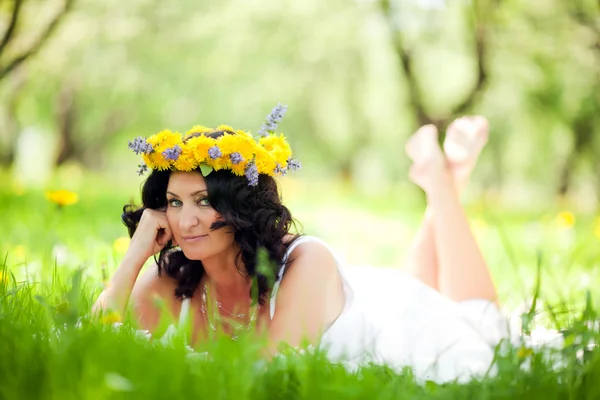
[{"xmin": 200, "ymin": 284, "xmax": 259, "ymax": 340}]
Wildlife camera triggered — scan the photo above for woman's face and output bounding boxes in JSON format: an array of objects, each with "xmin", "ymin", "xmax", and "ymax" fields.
[{"xmin": 165, "ymin": 171, "xmax": 235, "ymax": 261}]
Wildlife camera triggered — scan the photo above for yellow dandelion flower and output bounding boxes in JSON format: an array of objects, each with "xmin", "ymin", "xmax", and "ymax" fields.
[
  {"xmin": 144, "ymin": 130, "xmax": 183, "ymax": 171},
  {"xmin": 101, "ymin": 310, "xmax": 122, "ymax": 325},
  {"xmin": 229, "ymin": 163, "xmax": 248, "ymax": 176},
  {"xmin": 517, "ymin": 346, "xmax": 533, "ymax": 359},
  {"xmin": 112, "ymin": 237, "xmax": 130, "ymax": 253},
  {"xmin": 238, "ymin": 136, "xmax": 259, "ymax": 160},
  {"xmin": 187, "ymin": 135, "xmax": 216, "ymax": 164},
  {"xmin": 146, "ymin": 129, "xmax": 181, "ymax": 149},
  {"xmin": 144, "ymin": 151, "xmax": 171, "ymax": 171},
  {"xmin": 173, "ymin": 146, "xmax": 197, "ymax": 171},
  {"xmin": 217, "ymin": 134, "xmax": 242, "ymax": 156},
  {"xmin": 205, "ymin": 156, "xmax": 228, "ymax": 171},
  {"xmin": 259, "ymin": 134, "xmax": 292, "ymax": 168},
  {"xmin": 45, "ymin": 190, "xmax": 79, "ymax": 207},
  {"xmin": 556, "ymin": 211, "xmax": 576, "ymax": 229},
  {"xmin": 254, "ymin": 147, "xmax": 277, "ymax": 176},
  {"xmin": 0, "ymin": 270, "xmax": 9, "ymax": 285},
  {"xmin": 236, "ymin": 129, "xmax": 254, "ymax": 140},
  {"xmin": 141, "ymin": 152, "xmax": 156, "ymax": 169}
]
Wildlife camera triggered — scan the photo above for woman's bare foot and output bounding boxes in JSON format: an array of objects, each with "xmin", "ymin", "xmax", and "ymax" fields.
[
  {"xmin": 405, "ymin": 124, "xmax": 449, "ymax": 194},
  {"xmin": 443, "ymin": 116, "xmax": 489, "ymax": 193}
]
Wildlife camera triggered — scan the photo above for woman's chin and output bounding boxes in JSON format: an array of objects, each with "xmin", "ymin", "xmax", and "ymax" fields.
[{"xmin": 180, "ymin": 248, "xmax": 203, "ymax": 261}]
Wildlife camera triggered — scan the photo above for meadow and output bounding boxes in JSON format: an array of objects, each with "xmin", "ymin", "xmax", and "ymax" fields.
[{"xmin": 2, "ymin": 171, "xmax": 600, "ymax": 399}]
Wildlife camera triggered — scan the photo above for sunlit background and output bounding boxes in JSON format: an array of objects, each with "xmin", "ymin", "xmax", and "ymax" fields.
[{"xmin": 1, "ymin": 0, "xmax": 599, "ymax": 309}]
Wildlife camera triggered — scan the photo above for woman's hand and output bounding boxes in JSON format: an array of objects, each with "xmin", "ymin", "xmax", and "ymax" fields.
[{"xmin": 127, "ymin": 208, "xmax": 173, "ymax": 262}]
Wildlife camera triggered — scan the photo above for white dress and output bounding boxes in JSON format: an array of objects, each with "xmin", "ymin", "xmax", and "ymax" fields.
[{"xmin": 269, "ymin": 235, "xmax": 510, "ymax": 383}]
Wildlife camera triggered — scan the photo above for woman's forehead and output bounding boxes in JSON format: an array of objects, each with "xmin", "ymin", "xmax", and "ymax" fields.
[{"xmin": 167, "ymin": 171, "xmax": 206, "ymax": 193}]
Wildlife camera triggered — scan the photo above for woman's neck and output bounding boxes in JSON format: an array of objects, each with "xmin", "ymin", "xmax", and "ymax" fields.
[{"xmin": 200, "ymin": 248, "xmax": 252, "ymax": 301}]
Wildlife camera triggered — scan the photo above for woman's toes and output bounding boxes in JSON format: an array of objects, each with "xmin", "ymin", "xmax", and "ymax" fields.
[{"xmin": 405, "ymin": 124, "xmax": 440, "ymax": 164}]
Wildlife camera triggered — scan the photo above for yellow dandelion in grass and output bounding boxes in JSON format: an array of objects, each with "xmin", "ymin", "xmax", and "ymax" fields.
[
  {"xmin": 45, "ymin": 190, "xmax": 79, "ymax": 207},
  {"xmin": 0, "ymin": 270, "xmax": 9, "ymax": 285},
  {"xmin": 517, "ymin": 346, "xmax": 533, "ymax": 359},
  {"xmin": 101, "ymin": 310, "xmax": 122, "ymax": 325},
  {"xmin": 113, "ymin": 237, "xmax": 130, "ymax": 253},
  {"xmin": 556, "ymin": 211, "xmax": 576, "ymax": 229}
]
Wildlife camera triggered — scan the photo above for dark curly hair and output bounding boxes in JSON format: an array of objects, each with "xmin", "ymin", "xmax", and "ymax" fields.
[{"xmin": 122, "ymin": 130, "xmax": 301, "ymax": 305}]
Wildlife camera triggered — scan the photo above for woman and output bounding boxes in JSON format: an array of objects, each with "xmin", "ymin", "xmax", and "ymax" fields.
[{"xmin": 93, "ymin": 105, "xmax": 508, "ymax": 382}]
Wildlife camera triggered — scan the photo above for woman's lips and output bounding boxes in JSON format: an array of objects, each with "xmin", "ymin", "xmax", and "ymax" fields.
[{"xmin": 182, "ymin": 234, "xmax": 208, "ymax": 243}]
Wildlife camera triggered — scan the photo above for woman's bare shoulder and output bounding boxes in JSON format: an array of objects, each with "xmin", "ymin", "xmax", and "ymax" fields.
[
  {"xmin": 132, "ymin": 263, "xmax": 177, "ymax": 298},
  {"xmin": 285, "ymin": 237, "xmax": 339, "ymax": 277}
]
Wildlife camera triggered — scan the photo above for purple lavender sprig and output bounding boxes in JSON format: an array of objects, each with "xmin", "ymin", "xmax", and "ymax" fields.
[
  {"xmin": 137, "ymin": 164, "xmax": 149, "ymax": 176},
  {"xmin": 208, "ymin": 145, "xmax": 222, "ymax": 159},
  {"xmin": 257, "ymin": 103, "xmax": 288, "ymax": 137},
  {"xmin": 286, "ymin": 158, "xmax": 302, "ymax": 172},
  {"xmin": 274, "ymin": 164, "xmax": 287, "ymax": 176},
  {"xmin": 162, "ymin": 145, "xmax": 182, "ymax": 161},
  {"xmin": 245, "ymin": 162, "xmax": 259, "ymax": 186},
  {"xmin": 230, "ymin": 152, "xmax": 244, "ymax": 165},
  {"xmin": 128, "ymin": 137, "xmax": 154, "ymax": 155}
]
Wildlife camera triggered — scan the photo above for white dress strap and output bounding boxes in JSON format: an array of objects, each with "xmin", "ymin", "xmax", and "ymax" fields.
[
  {"xmin": 269, "ymin": 235, "xmax": 330, "ymax": 319},
  {"xmin": 276, "ymin": 235, "xmax": 321, "ymax": 280},
  {"xmin": 179, "ymin": 297, "xmax": 192, "ymax": 329}
]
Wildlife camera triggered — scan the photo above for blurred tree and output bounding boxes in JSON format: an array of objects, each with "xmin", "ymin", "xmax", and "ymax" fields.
[
  {"xmin": 0, "ymin": 0, "xmax": 75, "ymax": 166},
  {"xmin": 378, "ymin": 0, "xmax": 494, "ymax": 130},
  {"xmin": 0, "ymin": 0, "xmax": 598, "ymax": 201},
  {"xmin": 520, "ymin": 0, "xmax": 600, "ymax": 196},
  {"xmin": 559, "ymin": 0, "xmax": 600, "ymax": 196},
  {"xmin": 0, "ymin": 0, "xmax": 74, "ymax": 80}
]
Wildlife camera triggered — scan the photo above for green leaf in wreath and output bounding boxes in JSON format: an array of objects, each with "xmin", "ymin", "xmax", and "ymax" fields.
[{"xmin": 200, "ymin": 164, "xmax": 213, "ymax": 177}]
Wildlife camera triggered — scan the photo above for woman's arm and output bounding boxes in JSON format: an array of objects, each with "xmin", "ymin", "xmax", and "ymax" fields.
[
  {"xmin": 92, "ymin": 209, "xmax": 173, "ymax": 319},
  {"xmin": 266, "ymin": 241, "xmax": 345, "ymax": 352},
  {"xmin": 92, "ymin": 252, "xmax": 148, "ymax": 317}
]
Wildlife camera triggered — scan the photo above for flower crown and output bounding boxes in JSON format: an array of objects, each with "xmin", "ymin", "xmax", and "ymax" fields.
[{"xmin": 128, "ymin": 103, "xmax": 301, "ymax": 186}]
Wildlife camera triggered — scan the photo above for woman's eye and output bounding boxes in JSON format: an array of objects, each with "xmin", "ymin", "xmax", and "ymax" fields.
[
  {"xmin": 197, "ymin": 198, "xmax": 210, "ymax": 206},
  {"xmin": 168, "ymin": 199, "xmax": 182, "ymax": 207}
]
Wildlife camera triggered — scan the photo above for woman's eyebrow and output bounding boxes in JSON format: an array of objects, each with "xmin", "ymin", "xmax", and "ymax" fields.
[{"xmin": 166, "ymin": 189, "xmax": 207, "ymax": 197}]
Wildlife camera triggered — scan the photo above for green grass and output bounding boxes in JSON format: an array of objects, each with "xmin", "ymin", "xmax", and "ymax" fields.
[{"xmin": 2, "ymin": 171, "xmax": 600, "ymax": 399}]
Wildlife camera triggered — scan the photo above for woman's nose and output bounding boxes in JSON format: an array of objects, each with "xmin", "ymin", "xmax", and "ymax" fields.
[{"xmin": 179, "ymin": 205, "xmax": 200, "ymax": 229}]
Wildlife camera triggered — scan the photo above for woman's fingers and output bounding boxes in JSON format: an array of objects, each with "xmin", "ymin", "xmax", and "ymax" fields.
[{"xmin": 157, "ymin": 226, "xmax": 173, "ymax": 247}]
